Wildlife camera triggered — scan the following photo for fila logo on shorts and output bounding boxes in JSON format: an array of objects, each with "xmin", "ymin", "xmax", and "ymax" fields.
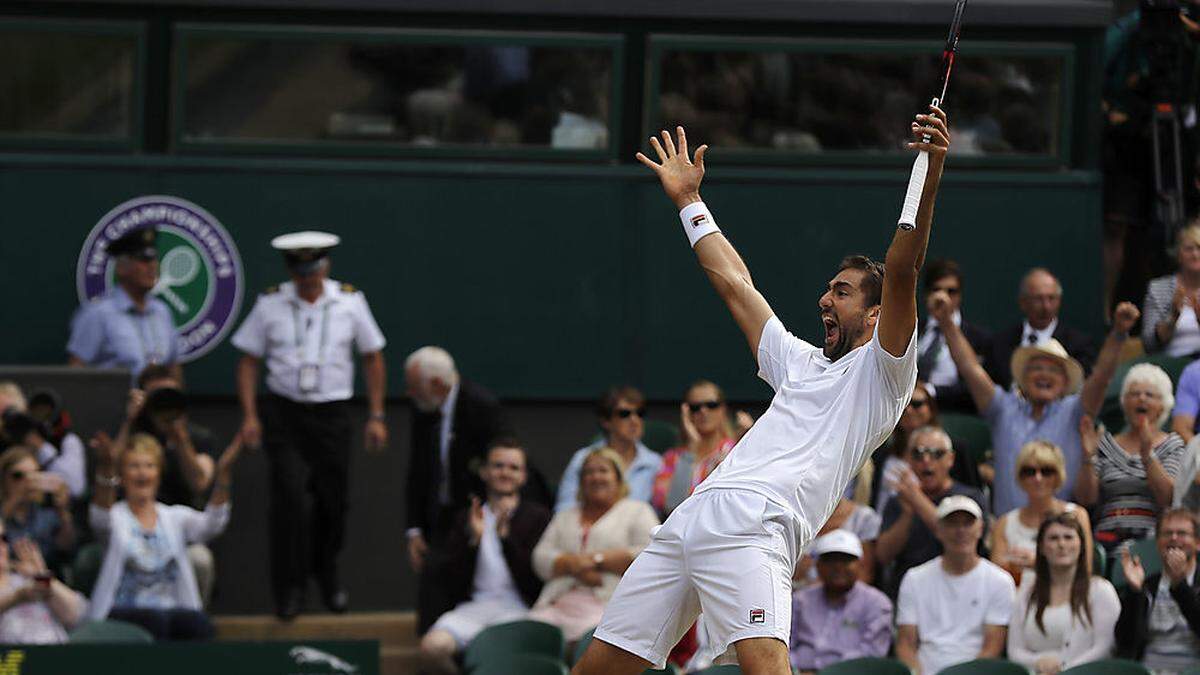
[
  {"xmin": 690, "ymin": 214, "xmax": 709, "ymax": 228},
  {"xmin": 749, "ymin": 609, "xmax": 765, "ymax": 624}
]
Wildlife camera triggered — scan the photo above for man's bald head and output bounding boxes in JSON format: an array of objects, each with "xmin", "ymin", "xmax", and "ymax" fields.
[{"xmin": 1019, "ymin": 267, "xmax": 1063, "ymax": 330}]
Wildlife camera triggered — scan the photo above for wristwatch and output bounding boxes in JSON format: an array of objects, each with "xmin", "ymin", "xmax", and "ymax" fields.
[{"xmin": 592, "ymin": 553, "xmax": 605, "ymax": 567}]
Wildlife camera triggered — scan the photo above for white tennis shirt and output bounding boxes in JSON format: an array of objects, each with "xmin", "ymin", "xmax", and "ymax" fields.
[{"xmin": 693, "ymin": 315, "xmax": 917, "ymax": 547}]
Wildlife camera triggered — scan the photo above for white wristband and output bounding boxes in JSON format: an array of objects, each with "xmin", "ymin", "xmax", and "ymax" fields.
[{"xmin": 679, "ymin": 201, "xmax": 721, "ymax": 248}]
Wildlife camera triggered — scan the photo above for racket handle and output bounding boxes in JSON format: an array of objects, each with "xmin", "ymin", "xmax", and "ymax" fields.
[{"xmin": 897, "ymin": 150, "xmax": 929, "ymax": 230}]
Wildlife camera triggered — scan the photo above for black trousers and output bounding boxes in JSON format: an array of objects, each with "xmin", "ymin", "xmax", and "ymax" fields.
[
  {"xmin": 262, "ymin": 394, "xmax": 352, "ymax": 606},
  {"xmin": 108, "ymin": 607, "xmax": 214, "ymax": 641}
]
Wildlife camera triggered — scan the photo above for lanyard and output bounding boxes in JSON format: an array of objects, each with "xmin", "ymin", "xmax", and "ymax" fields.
[
  {"xmin": 129, "ymin": 308, "xmax": 163, "ymax": 365},
  {"xmin": 291, "ymin": 302, "xmax": 332, "ymax": 360}
]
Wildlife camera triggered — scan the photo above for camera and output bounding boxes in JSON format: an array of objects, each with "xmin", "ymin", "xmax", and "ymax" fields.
[
  {"xmin": 0, "ymin": 406, "xmax": 47, "ymax": 451},
  {"xmin": 143, "ymin": 387, "xmax": 187, "ymax": 421}
]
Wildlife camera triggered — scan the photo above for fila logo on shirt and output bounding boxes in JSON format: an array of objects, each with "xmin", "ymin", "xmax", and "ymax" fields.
[
  {"xmin": 749, "ymin": 609, "xmax": 765, "ymax": 624},
  {"xmin": 690, "ymin": 214, "xmax": 709, "ymax": 228}
]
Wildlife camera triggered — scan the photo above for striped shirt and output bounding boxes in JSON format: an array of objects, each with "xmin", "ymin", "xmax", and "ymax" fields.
[
  {"xmin": 1093, "ymin": 431, "xmax": 1186, "ymax": 544},
  {"xmin": 1144, "ymin": 569, "xmax": 1200, "ymax": 674}
]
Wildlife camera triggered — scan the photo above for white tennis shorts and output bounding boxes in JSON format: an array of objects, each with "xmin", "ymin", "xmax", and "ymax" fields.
[{"xmin": 594, "ymin": 488, "xmax": 799, "ymax": 669}]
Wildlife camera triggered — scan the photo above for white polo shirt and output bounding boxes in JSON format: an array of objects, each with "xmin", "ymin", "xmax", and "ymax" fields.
[
  {"xmin": 694, "ymin": 315, "xmax": 916, "ymax": 547},
  {"xmin": 231, "ymin": 278, "xmax": 386, "ymax": 403}
]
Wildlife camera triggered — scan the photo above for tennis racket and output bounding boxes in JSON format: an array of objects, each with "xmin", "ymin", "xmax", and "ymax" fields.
[{"xmin": 897, "ymin": 0, "xmax": 969, "ymax": 230}]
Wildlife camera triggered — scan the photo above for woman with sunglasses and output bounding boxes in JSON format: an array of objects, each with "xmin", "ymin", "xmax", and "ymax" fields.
[
  {"xmin": 991, "ymin": 441, "xmax": 1091, "ymax": 584},
  {"xmin": 1007, "ymin": 512, "xmax": 1119, "ymax": 674},
  {"xmin": 1076, "ymin": 364, "xmax": 1186, "ymax": 554},
  {"xmin": 0, "ymin": 447, "xmax": 76, "ymax": 575},
  {"xmin": 85, "ymin": 389, "xmax": 244, "ymax": 640},
  {"xmin": 651, "ymin": 380, "xmax": 747, "ymax": 518}
]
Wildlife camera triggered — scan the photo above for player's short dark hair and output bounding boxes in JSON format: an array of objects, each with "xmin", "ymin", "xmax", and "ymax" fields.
[
  {"xmin": 839, "ymin": 255, "xmax": 885, "ymax": 308},
  {"xmin": 923, "ymin": 258, "xmax": 963, "ymax": 295},
  {"xmin": 597, "ymin": 385, "xmax": 645, "ymax": 419},
  {"xmin": 136, "ymin": 364, "xmax": 178, "ymax": 390}
]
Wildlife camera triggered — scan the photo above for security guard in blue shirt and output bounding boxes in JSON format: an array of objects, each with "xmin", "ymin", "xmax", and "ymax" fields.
[{"xmin": 67, "ymin": 227, "xmax": 181, "ymax": 381}]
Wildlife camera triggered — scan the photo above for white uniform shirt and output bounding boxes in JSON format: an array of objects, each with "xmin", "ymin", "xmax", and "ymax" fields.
[
  {"xmin": 231, "ymin": 278, "xmax": 386, "ymax": 403},
  {"xmin": 694, "ymin": 315, "xmax": 917, "ymax": 548}
]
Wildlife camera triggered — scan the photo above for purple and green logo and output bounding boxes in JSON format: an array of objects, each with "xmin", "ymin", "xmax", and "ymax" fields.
[{"xmin": 76, "ymin": 195, "xmax": 244, "ymax": 363}]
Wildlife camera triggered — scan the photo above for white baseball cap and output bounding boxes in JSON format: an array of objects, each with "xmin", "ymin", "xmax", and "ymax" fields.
[
  {"xmin": 936, "ymin": 494, "xmax": 982, "ymax": 521},
  {"xmin": 810, "ymin": 529, "xmax": 863, "ymax": 559}
]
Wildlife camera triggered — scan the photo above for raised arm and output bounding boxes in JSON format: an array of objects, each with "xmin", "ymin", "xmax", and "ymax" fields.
[
  {"xmin": 931, "ymin": 291, "xmax": 997, "ymax": 413},
  {"xmin": 1080, "ymin": 302, "xmax": 1140, "ymax": 416},
  {"xmin": 878, "ymin": 105, "xmax": 951, "ymax": 357},
  {"xmin": 637, "ymin": 127, "xmax": 774, "ymax": 357}
]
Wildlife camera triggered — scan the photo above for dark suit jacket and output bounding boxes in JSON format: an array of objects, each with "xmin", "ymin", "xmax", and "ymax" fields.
[
  {"xmin": 406, "ymin": 379, "xmax": 508, "ymax": 539},
  {"xmin": 431, "ymin": 500, "xmax": 551, "ymax": 611},
  {"xmin": 918, "ymin": 319, "xmax": 994, "ymax": 413},
  {"xmin": 1115, "ymin": 569, "xmax": 1200, "ymax": 660},
  {"xmin": 991, "ymin": 321, "xmax": 1098, "ymax": 390}
]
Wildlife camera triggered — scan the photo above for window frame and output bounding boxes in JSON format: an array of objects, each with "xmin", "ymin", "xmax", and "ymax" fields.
[
  {"xmin": 0, "ymin": 17, "xmax": 146, "ymax": 151},
  {"xmin": 644, "ymin": 34, "xmax": 1076, "ymax": 169},
  {"xmin": 171, "ymin": 23, "xmax": 626, "ymax": 160}
]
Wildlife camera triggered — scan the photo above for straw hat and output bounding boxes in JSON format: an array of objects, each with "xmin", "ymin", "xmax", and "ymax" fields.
[{"xmin": 1010, "ymin": 338, "xmax": 1084, "ymax": 396}]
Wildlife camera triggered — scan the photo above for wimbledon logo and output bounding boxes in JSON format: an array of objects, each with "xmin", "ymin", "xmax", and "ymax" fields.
[{"xmin": 76, "ymin": 195, "xmax": 244, "ymax": 363}]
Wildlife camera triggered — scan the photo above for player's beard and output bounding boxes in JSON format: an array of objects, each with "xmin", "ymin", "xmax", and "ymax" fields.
[{"xmin": 822, "ymin": 311, "xmax": 867, "ymax": 362}]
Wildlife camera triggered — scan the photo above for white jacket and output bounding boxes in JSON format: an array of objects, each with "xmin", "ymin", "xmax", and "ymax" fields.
[{"xmin": 1007, "ymin": 575, "xmax": 1120, "ymax": 672}]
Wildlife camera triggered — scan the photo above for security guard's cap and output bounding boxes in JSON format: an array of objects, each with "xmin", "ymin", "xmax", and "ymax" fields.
[
  {"xmin": 107, "ymin": 227, "xmax": 158, "ymax": 261},
  {"xmin": 271, "ymin": 231, "xmax": 340, "ymax": 276}
]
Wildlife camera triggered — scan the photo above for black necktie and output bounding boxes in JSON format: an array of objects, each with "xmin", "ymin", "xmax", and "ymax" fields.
[
  {"xmin": 1027, "ymin": 333, "xmax": 1038, "ymax": 345},
  {"xmin": 918, "ymin": 325, "xmax": 942, "ymax": 381}
]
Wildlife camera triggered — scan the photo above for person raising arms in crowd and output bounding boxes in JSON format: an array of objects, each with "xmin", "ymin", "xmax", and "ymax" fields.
[{"xmin": 1142, "ymin": 223, "xmax": 1200, "ymax": 357}]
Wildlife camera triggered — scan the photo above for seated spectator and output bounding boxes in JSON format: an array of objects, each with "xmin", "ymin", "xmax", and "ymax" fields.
[
  {"xmin": 554, "ymin": 387, "xmax": 663, "ymax": 512},
  {"xmin": 916, "ymin": 259, "xmax": 994, "ymax": 413},
  {"xmin": 1076, "ymin": 364, "xmax": 1185, "ymax": 554},
  {"xmin": 86, "ymin": 390, "xmax": 242, "ymax": 641},
  {"xmin": 0, "ymin": 383, "xmax": 85, "ymax": 500},
  {"xmin": 1142, "ymin": 224, "xmax": 1200, "ymax": 357},
  {"xmin": 419, "ymin": 441, "xmax": 551, "ymax": 674},
  {"xmin": 652, "ymin": 380, "xmax": 737, "ymax": 518},
  {"xmin": 1115, "ymin": 508, "xmax": 1200, "ymax": 671},
  {"xmin": 789, "ymin": 530, "xmax": 893, "ymax": 674},
  {"xmin": 876, "ymin": 426, "xmax": 988, "ymax": 596},
  {"xmin": 991, "ymin": 268, "xmax": 1098, "ymax": 390},
  {"xmin": 872, "ymin": 381, "xmax": 983, "ymax": 517},
  {"xmin": 895, "ymin": 496, "xmax": 1015, "ymax": 675},
  {"xmin": 1008, "ymin": 511, "xmax": 1120, "ymax": 674},
  {"xmin": 531, "ymin": 448, "xmax": 658, "ymax": 641},
  {"xmin": 796, "ymin": 496, "xmax": 881, "ymax": 586},
  {"xmin": 1172, "ymin": 359, "xmax": 1200, "ymax": 443},
  {"xmin": 0, "ymin": 525, "xmax": 86, "ymax": 643},
  {"xmin": 992, "ymin": 440, "xmax": 1092, "ymax": 582},
  {"xmin": 0, "ymin": 448, "xmax": 75, "ymax": 574},
  {"xmin": 933, "ymin": 295, "xmax": 1138, "ymax": 516}
]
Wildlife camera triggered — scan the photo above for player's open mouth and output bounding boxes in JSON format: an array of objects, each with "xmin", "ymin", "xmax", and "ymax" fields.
[{"xmin": 822, "ymin": 316, "xmax": 839, "ymax": 344}]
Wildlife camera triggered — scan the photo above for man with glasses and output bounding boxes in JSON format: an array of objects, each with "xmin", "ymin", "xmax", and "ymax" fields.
[
  {"xmin": 991, "ymin": 268, "xmax": 1097, "ymax": 390},
  {"xmin": 916, "ymin": 259, "xmax": 993, "ymax": 413},
  {"xmin": 876, "ymin": 425, "xmax": 989, "ymax": 597},
  {"xmin": 554, "ymin": 386, "xmax": 663, "ymax": 512}
]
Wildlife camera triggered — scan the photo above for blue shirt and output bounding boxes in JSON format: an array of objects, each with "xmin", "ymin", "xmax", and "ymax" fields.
[
  {"xmin": 1174, "ymin": 360, "xmax": 1200, "ymax": 431},
  {"xmin": 554, "ymin": 441, "xmax": 663, "ymax": 513},
  {"xmin": 985, "ymin": 385, "xmax": 1084, "ymax": 515},
  {"xmin": 67, "ymin": 287, "xmax": 180, "ymax": 378},
  {"xmin": 790, "ymin": 581, "xmax": 894, "ymax": 671}
]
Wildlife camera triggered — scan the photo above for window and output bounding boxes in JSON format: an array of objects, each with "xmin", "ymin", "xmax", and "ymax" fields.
[{"xmin": 175, "ymin": 26, "xmax": 622, "ymax": 157}]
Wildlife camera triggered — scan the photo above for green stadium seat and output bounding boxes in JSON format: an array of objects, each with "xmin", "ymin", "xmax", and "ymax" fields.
[
  {"xmin": 1060, "ymin": 658, "xmax": 1151, "ymax": 674},
  {"xmin": 692, "ymin": 666, "xmax": 742, "ymax": 674},
  {"xmin": 938, "ymin": 658, "xmax": 1027, "ymax": 675},
  {"xmin": 70, "ymin": 542, "xmax": 104, "ymax": 596},
  {"xmin": 472, "ymin": 654, "xmax": 568, "ymax": 675},
  {"xmin": 940, "ymin": 412, "xmax": 992, "ymax": 466},
  {"xmin": 1094, "ymin": 541, "xmax": 1107, "ymax": 577},
  {"xmin": 642, "ymin": 419, "xmax": 681, "ymax": 454},
  {"xmin": 1109, "ymin": 538, "xmax": 1162, "ymax": 590},
  {"xmin": 641, "ymin": 667, "xmax": 676, "ymax": 675},
  {"xmin": 69, "ymin": 619, "xmax": 154, "ymax": 643},
  {"xmin": 463, "ymin": 620, "xmax": 565, "ymax": 672},
  {"xmin": 817, "ymin": 657, "xmax": 910, "ymax": 675},
  {"xmin": 572, "ymin": 627, "xmax": 596, "ymax": 665}
]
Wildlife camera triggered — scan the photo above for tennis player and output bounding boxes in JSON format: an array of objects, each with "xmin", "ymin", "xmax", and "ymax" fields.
[{"xmin": 572, "ymin": 107, "xmax": 951, "ymax": 675}]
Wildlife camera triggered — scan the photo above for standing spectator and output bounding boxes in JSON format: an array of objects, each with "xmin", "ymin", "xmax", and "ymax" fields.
[
  {"xmin": 403, "ymin": 346, "xmax": 510, "ymax": 634},
  {"xmin": 916, "ymin": 259, "xmax": 993, "ymax": 413},
  {"xmin": 1143, "ymin": 224, "xmax": 1200, "ymax": 357},
  {"xmin": 554, "ymin": 386, "xmax": 663, "ymax": 512},
  {"xmin": 87, "ymin": 390, "xmax": 243, "ymax": 640},
  {"xmin": 418, "ymin": 441, "xmax": 551, "ymax": 675},
  {"xmin": 531, "ymin": 448, "xmax": 658, "ymax": 642},
  {"xmin": 67, "ymin": 226, "xmax": 181, "ymax": 381},
  {"xmin": 789, "ymin": 530, "xmax": 893, "ymax": 674},
  {"xmin": 0, "ymin": 530, "xmax": 86, "ymax": 643},
  {"xmin": 876, "ymin": 426, "xmax": 988, "ymax": 595},
  {"xmin": 895, "ymin": 496, "xmax": 1016, "ymax": 675},
  {"xmin": 0, "ymin": 384, "xmax": 85, "ymax": 500},
  {"xmin": 231, "ymin": 231, "xmax": 388, "ymax": 619},
  {"xmin": 651, "ymin": 380, "xmax": 737, "ymax": 518},
  {"xmin": 992, "ymin": 268, "xmax": 1098, "ymax": 390},
  {"xmin": 991, "ymin": 441, "xmax": 1092, "ymax": 582},
  {"xmin": 1008, "ymin": 512, "xmax": 1120, "ymax": 674},
  {"xmin": 1115, "ymin": 508, "xmax": 1200, "ymax": 671},
  {"xmin": 0, "ymin": 448, "xmax": 75, "ymax": 574},
  {"xmin": 1076, "ymin": 364, "xmax": 1186, "ymax": 554},
  {"xmin": 933, "ymin": 294, "xmax": 1139, "ymax": 516}
]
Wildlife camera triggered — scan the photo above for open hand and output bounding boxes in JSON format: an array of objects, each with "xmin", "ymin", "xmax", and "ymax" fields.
[
  {"xmin": 636, "ymin": 127, "xmax": 708, "ymax": 209},
  {"xmin": 1121, "ymin": 546, "xmax": 1146, "ymax": 592},
  {"xmin": 11, "ymin": 538, "xmax": 47, "ymax": 579},
  {"xmin": 679, "ymin": 403, "xmax": 701, "ymax": 449},
  {"xmin": 125, "ymin": 389, "xmax": 146, "ymax": 422},
  {"xmin": 89, "ymin": 431, "xmax": 119, "ymax": 468}
]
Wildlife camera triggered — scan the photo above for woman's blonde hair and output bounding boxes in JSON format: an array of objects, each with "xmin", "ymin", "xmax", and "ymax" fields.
[
  {"xmin": 577, "ymin": 447, "xmax": 630, "ymax": 504},
  {"xmin": 1178, "ymin": 222, "xmax": 1200, "ymax": 250},
  {"xmin": 1121, "ymin": 363, "xmax": 1175, "ymax": 428},
  {"xmin": 0, "ymin": 446, "xmax": 36, "ymax": 502},
  {"xmin": 122, "ymin": 433, "xmax": 165, "ymax": 472},
  {"xmin": 1016, "ymin": 440, "xmax": 1067, "ymax": 488}
]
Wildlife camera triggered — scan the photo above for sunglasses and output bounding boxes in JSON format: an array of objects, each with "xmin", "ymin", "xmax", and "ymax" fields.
[
  {"xmin": 687, "ymin": 401, "xmax": 723, "ymax": 413},
  {"xmin": 912, "ymin": 447, "xmax": 948, "ymax": 461},
  {"xmin": 931, "ymin": 287, "xmax": 961, "ymax": 296},
  {"xmin": 7, "ymin": 472, "xmax": 26, "ymax": 481},
  {"xmin": 614, "ymin": 408, "xmax": 646, "ymax": 420},
  {"xmin": 1019, "ymin": 466, "xmax": 1057, "ymax": 478},
  {"xmin": 908, "ymin": 399, "xmax": 929, "ymax": 410}
]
